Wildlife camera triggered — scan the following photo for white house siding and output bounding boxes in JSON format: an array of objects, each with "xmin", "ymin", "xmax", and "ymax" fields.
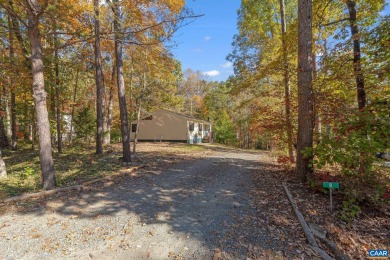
[{"xmin": 187, "ymin": 121, "xmax": 212, "ymax": 143}]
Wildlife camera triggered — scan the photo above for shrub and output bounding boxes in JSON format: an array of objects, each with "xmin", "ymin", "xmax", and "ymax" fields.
[
  {"xmin": 73, "ymin": 107, "xmax": 96, "ymax": 141},
  {"xmin": 312, "ymin": 98, "xmax": 389, "ymax": 217},
  {"xmin": 339, "ymin": 198, "xmax": 361, "ymax": 223}
]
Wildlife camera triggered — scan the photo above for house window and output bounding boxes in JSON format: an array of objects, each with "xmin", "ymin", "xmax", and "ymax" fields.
[
  {"xmin": 199, "ymin": 124, "xmax": 203, "ymax": 131},
  {"xmin": 204, "ymin": 124, "xmax": 210, "ymax": 131},
  {"xmin": 131, "ymin": 124, "xmax": 137, "ymax": 132},
  {"xmin": 189, "ymin": 122, "xmax": 194, "ymax": 131}
]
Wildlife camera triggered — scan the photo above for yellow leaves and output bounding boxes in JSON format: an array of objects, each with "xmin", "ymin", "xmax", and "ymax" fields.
[
  {"xmin": 30, "ymin": 228, "xmax": 42, "ymax": 239},
  {"xmin": 160, "ymin": 0, "xmax": 185, "ymax": 13},
  {"xmin": 47, "ymin": 216, "xmax": 61, "ymax": 226},
  {"xmin": 65, "ymin": 231, "xmax": 76, "ymax": 240},
  {"xmin": 332, "ymin": 89, "xmax": 348, "ymax": 99},
  {"xmin": 41, "ymin": 239, "xmax": 60, "ymax": 253}
]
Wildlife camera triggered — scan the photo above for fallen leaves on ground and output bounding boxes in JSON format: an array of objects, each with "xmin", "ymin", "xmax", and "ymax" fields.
[{"xmin": 267, "ymin": 161, "xmax": 389, "ymax": 259}]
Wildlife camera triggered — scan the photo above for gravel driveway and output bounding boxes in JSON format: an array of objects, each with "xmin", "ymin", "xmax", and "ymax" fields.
[{"xmin": 0, "ymin": 149, "xmax": 292, "ymax": 260}]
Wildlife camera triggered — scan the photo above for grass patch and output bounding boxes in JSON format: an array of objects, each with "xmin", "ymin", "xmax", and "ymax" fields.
[
  {"xmin": 175, "ymin": 143, "xmax": 207, "ymax": 151},
  {"xmin": 0, "ymin": 145, "xmax": 122, "ymax": 198}
]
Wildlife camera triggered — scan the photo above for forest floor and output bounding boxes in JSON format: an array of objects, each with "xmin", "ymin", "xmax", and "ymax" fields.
[
  {"xmin": 0, "ymin": 143, "xmax": 389, "ymax": 259},
  {"xmin": 0, "ymin": 142, "xmax": 210, "ymax": 198}
]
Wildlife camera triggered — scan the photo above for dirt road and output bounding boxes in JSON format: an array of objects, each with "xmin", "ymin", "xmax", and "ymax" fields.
[{"xmin": 0, "ymin": 147, "xmax": 308, "ymax": 259}]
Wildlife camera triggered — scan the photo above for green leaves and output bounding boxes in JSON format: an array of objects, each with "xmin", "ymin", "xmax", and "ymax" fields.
[
  {"xmin": 73, "ymin": 107, "xmax": 96, "ymax": 140},
  {"xmin": 314, "ymin": 98, "xmax": 390, "ymax": 176},
  {"xmin": 339, "ymin": 198, "xmax": 361, "ymax": 223},
  {"xmin": 214, "ymin": 110, "xmax": 237, "ymax": 145}
]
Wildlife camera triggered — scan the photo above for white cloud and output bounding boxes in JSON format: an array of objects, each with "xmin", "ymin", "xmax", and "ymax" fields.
[
  {"xmin": 221, "ymin": 61, "xmax": 233, "ymax": 68},
  {"xmin": 204, "ymin": 36, "xmax": 211, "ymax": 41},
  {"xmin": 203, "ymin": 70, "xmax": 220, "ymax": 77}
]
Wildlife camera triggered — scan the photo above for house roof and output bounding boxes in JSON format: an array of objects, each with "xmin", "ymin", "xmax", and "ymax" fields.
[{"xmin": 155, "ymin": 109, "xmax": 211, "ymax": 124}]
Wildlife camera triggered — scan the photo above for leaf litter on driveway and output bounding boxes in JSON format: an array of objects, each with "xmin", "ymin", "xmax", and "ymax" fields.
[{"xmin": 0, "ymin": 144, "xmax": 327, "ymax": 259}]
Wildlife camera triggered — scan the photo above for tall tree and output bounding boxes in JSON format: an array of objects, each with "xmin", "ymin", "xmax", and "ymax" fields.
[
  {"xmin": 26, "ymin": 0, "xmax": 56, "ymax": 189},
  {"xmin": 94, "ymin": 0, "xmax": 105, "ymax": 155},
  {"xmin": 54, "ymin": 26, "xmax": 62, "ymax": 154},
  {"xmin": 346, "ymin": 0, "xmax": 365, "ymax": 110},
  {"xmin": 296, "ymin": 0, "xmax": 314, "ymax": 182},
  {"xmin": 104, "ymin": 64, "xmax": 115, "ymax": 145},
  {"xmin": 279, "ymin": 0, "xmax": 294, "ymax": 160},
  {"xmin": 112, "ymin": 0, "xmax": 131, "ymax": 163},
  {"xmin": 69, "ymin": 64, "xmax": 80, "ymax": 144},
  {"xmin": 179, "ymin": 69, "xmax": 205, "ymax": 116},
  {"xmin": 10, "ymin": 85, "xmax": 16, "ymax": 150},
  {"xmin": 133, "ymin": 51, "xmax": 148, "ymax": 154},
  {"xmin": 0, "ymin": 108, "xmax": 9, "ymax": 148},
  {"xmin": 7, "ymin": 11, "xmax": 17, "ymax": 150},
  {"xmin": 228, "ymin": 0, "xmax": 299, "ymax": 153}
]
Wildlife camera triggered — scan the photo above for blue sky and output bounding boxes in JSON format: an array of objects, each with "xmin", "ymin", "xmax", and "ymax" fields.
[
  {"xmin": 381, "ymin": 0, "xmax": 390, "ymax": 14},
  {"xmin": 172, "ymin": 0, "xmax": 390, "ymax": 82},
  {"xmin": 172, "ymin": 0, "xmax": 241, "ymax": 82}
]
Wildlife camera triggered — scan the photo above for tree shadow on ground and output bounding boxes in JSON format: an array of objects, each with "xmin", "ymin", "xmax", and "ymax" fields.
[
  {"xmin": 199, "ymin": 143, "xmax": 272, "ymax": 155},
  {"xmin": 1, "ymin": 151, "xmax": 289, "ymax": 259},
  {"xmin": 0, "ymin": 143, "xmax": 197, "ymax": 197}
]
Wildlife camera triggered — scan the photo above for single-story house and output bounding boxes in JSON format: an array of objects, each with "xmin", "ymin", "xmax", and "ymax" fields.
[{"xmin": 130, "ymin": 109, "xmax": 212, "ymax": 143}]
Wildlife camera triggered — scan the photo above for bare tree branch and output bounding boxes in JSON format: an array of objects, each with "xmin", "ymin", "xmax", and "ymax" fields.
[
  {"xmin": 9, "ymin": 12, "xmax": 29, "ymax": 57},
  {"xmin": 51, "ymin": 13, "xmax": 203, "ymax": 51},
  {"xmin": 0, "ymin": 1, "xmax": 28, "ymax": 28},
  {"xmin": 320, "ymin": 18, "xmax": 349, "ymax": 27}
]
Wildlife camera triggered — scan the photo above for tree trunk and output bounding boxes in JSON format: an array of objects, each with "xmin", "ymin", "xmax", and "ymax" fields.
[
  {"xmin": 5, "ymin": 89, "xmax": 11, "ymax": 139},
  {"xmin": 54, "ymin": 30, "xmax": 62, "ymax": 154},
  {"xmin": 3, "ymin": 80, "xmax": 11, "ymax": 140},
  {"xmin": 5, "ymin": 15, "xmax": 12, "ymax": 139},
  {"xmin": 104, "ymin": 65, "xmax": 115, "ymax": 145},
  {"xmin": 49, "ymin": 58, "xmax": 55, "ymax": 147},
  {"xmin": 296, "ymin": 0, "xmax": 314, "ymax": 182},
  {"xmin": 69, "ymin": 67, "xmax": 79, "ymax": 144},
  {"xmin": 7, "ymin": 14, "xmax": 17, "ymax": 150},
  {"xmin": 11, "ymin": 92, "xmax": 16, "ymax": 149},
  {"xmin": 8, "ymin": 0, "xmax": 28, "ymax": 58},
  {"xmin": 346, "ymin": 0, "xmax": 366, "ymax": 110},
  {"xmin": 113, "ymin": 0, "xmax": 131, "ymax": 163},
  {"xmin": 133, "ymin": 71, "xmax": 146, "ymax": 154},
  {"xmin": 312, "ymin": 51, "xmax": 322, "ymax": 142},
  {"xmin": 0, "ymin": 69, "xmax": 9, "ymax": 149},
  {"xmin": 94, "ymin": 0, "xmax": 105, "ymax": 155},
  {"xmin": 279, "ymin": 0, "xmax": 294, "ymax": 160},
  {"xmin": 317, "ymin": 114, "xmax": 322, "ymax": 141},
  {"xmin": 133, "ymin": 98, "xmax": 141, "ymax": 154},
  {"xmin": 190, "ymin": 96, "xmax": 193, "ymax": 115},
  {"xmin": 27, "ymin": 10, "xmax": 56, "ymax": 190},
  {"xmin": 0, "ymin": 151, "xmax": 6, "ymax": 179},
  {"xmin": 0, "ymin": 117, "xmax": 9, "ymax": 149},
  {"xmin": 31, "ymin": 109, "xmax": 35, "ymax": 150},
  {"xmin": 129, "ymin": 62, "xmax": 134, "ymax": 147},
  {"xmin": 346, "ymin": 1, "xmax": 367, "ymax": 175}
]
